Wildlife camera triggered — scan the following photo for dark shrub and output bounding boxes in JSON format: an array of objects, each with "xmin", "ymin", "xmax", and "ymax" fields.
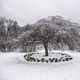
[
  {"xmin": 58, "ymin": 59, "xmax": 61, "ymax": 62},
  {"xmin": 62, "ymin": 58, "xmax": 67, "ymax": 61},
  {"xmin": 55, "ymin": 58, "xmax": 58, "ymax": 62},
  {"xmin": 69, "ymin": 57, "xmax": 72, "ymax": 60},
  {"xmin": 45, "ymin": 60, "xmax": 48, "ymax": 63},
  {"xmin": 31, "ymin": 57, "xmax": 36, "ymax": 62},
  {"xmin": 57, "ymin": 59, "xmax": 60, "ymax": 62},
  {"xmin": 61, "ymin": 53, "xmax": 65, "ymax": 56},
  {"xmin": 65, "ymin": 58, "xmax": 69, "ymax": 61},
  {"xmin": 41, "ymin": 58, "xmax": 45, "ymax": 62},
  {"xmin": 49, "ymin": 58, "xmax": 54, "ymax": 62},
  {"xmin": 36, "ymin": 58, "xmax": 40, "ymax": 62}
]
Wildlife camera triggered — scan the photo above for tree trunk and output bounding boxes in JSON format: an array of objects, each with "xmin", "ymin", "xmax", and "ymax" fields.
[{"xmin": 43, "ymin": 43, "xmax": 48, "ymax": 56}]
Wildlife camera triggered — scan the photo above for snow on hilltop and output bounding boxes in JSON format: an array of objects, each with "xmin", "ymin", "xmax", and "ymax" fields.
[{"xmin": 0, "ymin": 51, "xmax": 80, "ymax": 80}]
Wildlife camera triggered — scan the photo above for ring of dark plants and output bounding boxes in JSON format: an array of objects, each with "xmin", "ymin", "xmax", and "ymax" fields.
[{"xmin": 24, "ymin": 52, "xmax": 73, "ymax": 63}]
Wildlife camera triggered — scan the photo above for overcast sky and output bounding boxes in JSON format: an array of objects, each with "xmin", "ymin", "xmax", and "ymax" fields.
[{"xmin": 0, "ymin": 0, "xmax": 80, "ymax": 25}]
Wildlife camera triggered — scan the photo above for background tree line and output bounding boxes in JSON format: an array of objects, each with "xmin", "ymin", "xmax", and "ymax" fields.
[{"xmin": 0, "ymin": 16, "xmax": 80, "ymax": 53}]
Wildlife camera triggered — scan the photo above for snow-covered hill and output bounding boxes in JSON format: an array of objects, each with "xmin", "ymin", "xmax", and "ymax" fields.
[{"xmin": 0, "ymin": 51, "xmax": 80, "ymax": 80}]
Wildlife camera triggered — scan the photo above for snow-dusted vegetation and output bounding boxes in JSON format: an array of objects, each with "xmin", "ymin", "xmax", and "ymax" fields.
[
  {"xmin": 0, "ymin": 16, "xmax": 80, "ymax": 80},
  {"xmin": 24, "ymin": 52, "xmax": 72, "ymax": 63},
  {"xmin": 0, "ymin": 16, "xmax": 80, "ymax": 53}
]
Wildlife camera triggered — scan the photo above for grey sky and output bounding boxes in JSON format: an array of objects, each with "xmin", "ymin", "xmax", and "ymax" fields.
[{"xmin": 1, "ymin": 0, "xmax": 80, "ymax": 25}]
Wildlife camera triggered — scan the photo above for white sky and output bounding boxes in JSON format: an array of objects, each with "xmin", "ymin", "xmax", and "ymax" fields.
[{"xmin": 0, "ymin": 0, "xmax": 80, "ymax": 25}]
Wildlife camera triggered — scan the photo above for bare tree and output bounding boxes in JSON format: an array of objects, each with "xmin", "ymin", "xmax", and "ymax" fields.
[
  {"xmin": 29, "ymin": 24, "xmax": 57, "ymax": 56},
  {"xmin": 0, "ymin": 17, "xmax": 21, "ymax": 52}
]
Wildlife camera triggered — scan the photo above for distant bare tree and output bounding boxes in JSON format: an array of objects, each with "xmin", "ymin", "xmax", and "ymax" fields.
[
  {"xmin": 29, "ymin": 24, "xmax": 57, "ymax": 56},
  {"xmin": 0, "ymin": 17, "xmax": 21, "ymax": 52},
  {"xmin": 55, "ymin": 28, "xmax": 80, "ymax": 50}
]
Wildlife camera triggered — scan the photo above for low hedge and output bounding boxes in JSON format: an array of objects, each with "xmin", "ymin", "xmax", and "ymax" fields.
[{"xmin": 24, "ymin": 52, "xmax": 73, "ymax": 63}]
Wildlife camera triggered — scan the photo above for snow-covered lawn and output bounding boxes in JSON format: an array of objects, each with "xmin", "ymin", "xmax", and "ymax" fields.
[{"xmin": 0, "ymin": 51, "xmax": 80, "ymax": 80}]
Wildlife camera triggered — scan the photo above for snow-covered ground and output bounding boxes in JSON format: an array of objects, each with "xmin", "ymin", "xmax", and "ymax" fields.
[{"xmin": 0, "ymin": 51, "xmax": 80, "ymax": 80}]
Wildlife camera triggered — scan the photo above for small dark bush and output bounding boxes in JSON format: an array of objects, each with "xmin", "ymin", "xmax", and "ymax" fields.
[
  {"xmin": 36, "ymin": 58, "xmax": 40, "ymax": 62},
  {"xmin": 45, "ymin": 60, "xmax": 48, "ymax": 63},
  {"xmin": 41, "ymin": 58, "xmax": 45, "ymax": 62},
  {"xmin": 55, "ymin": 58, "xmax": 58, "ymax": 62},
  {"xmin": 49, "ymin": 58, "xmax": 54, "ymax": 62},
  {"xmin": 61, "ymin": 54, "xmax": 65, "ymax": 55},
  {"xmin": 69, "ymin": 57, "xmax": 72, "ymax": 60},
  {"xmin": 29, "ymin": 57, "xmax": 36, "ymax": 62},
  {"xmin": 60, "ymin": 57, "xmax": 64, "ymax": 61},
  {"xmin": 58, "ymin": 59, "xmax": 61, "ymax": 62},
  {"xmin": 65, "ymin": 58, "xmax": 69, "ymax": 61},
  {"xmin": 63, "ymin": 58, "xmax": 67, "ymax": 61}
]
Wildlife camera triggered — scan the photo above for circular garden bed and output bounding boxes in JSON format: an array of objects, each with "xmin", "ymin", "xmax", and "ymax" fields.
[{"xmin": 24, "ymin": 52, "xmax": 73, "ymax": 63}]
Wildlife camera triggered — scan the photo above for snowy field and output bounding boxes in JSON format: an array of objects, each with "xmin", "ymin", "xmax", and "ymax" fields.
[{"xmin": 0, "ymin": 51, "xmax": 80, "ymax": 80}]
